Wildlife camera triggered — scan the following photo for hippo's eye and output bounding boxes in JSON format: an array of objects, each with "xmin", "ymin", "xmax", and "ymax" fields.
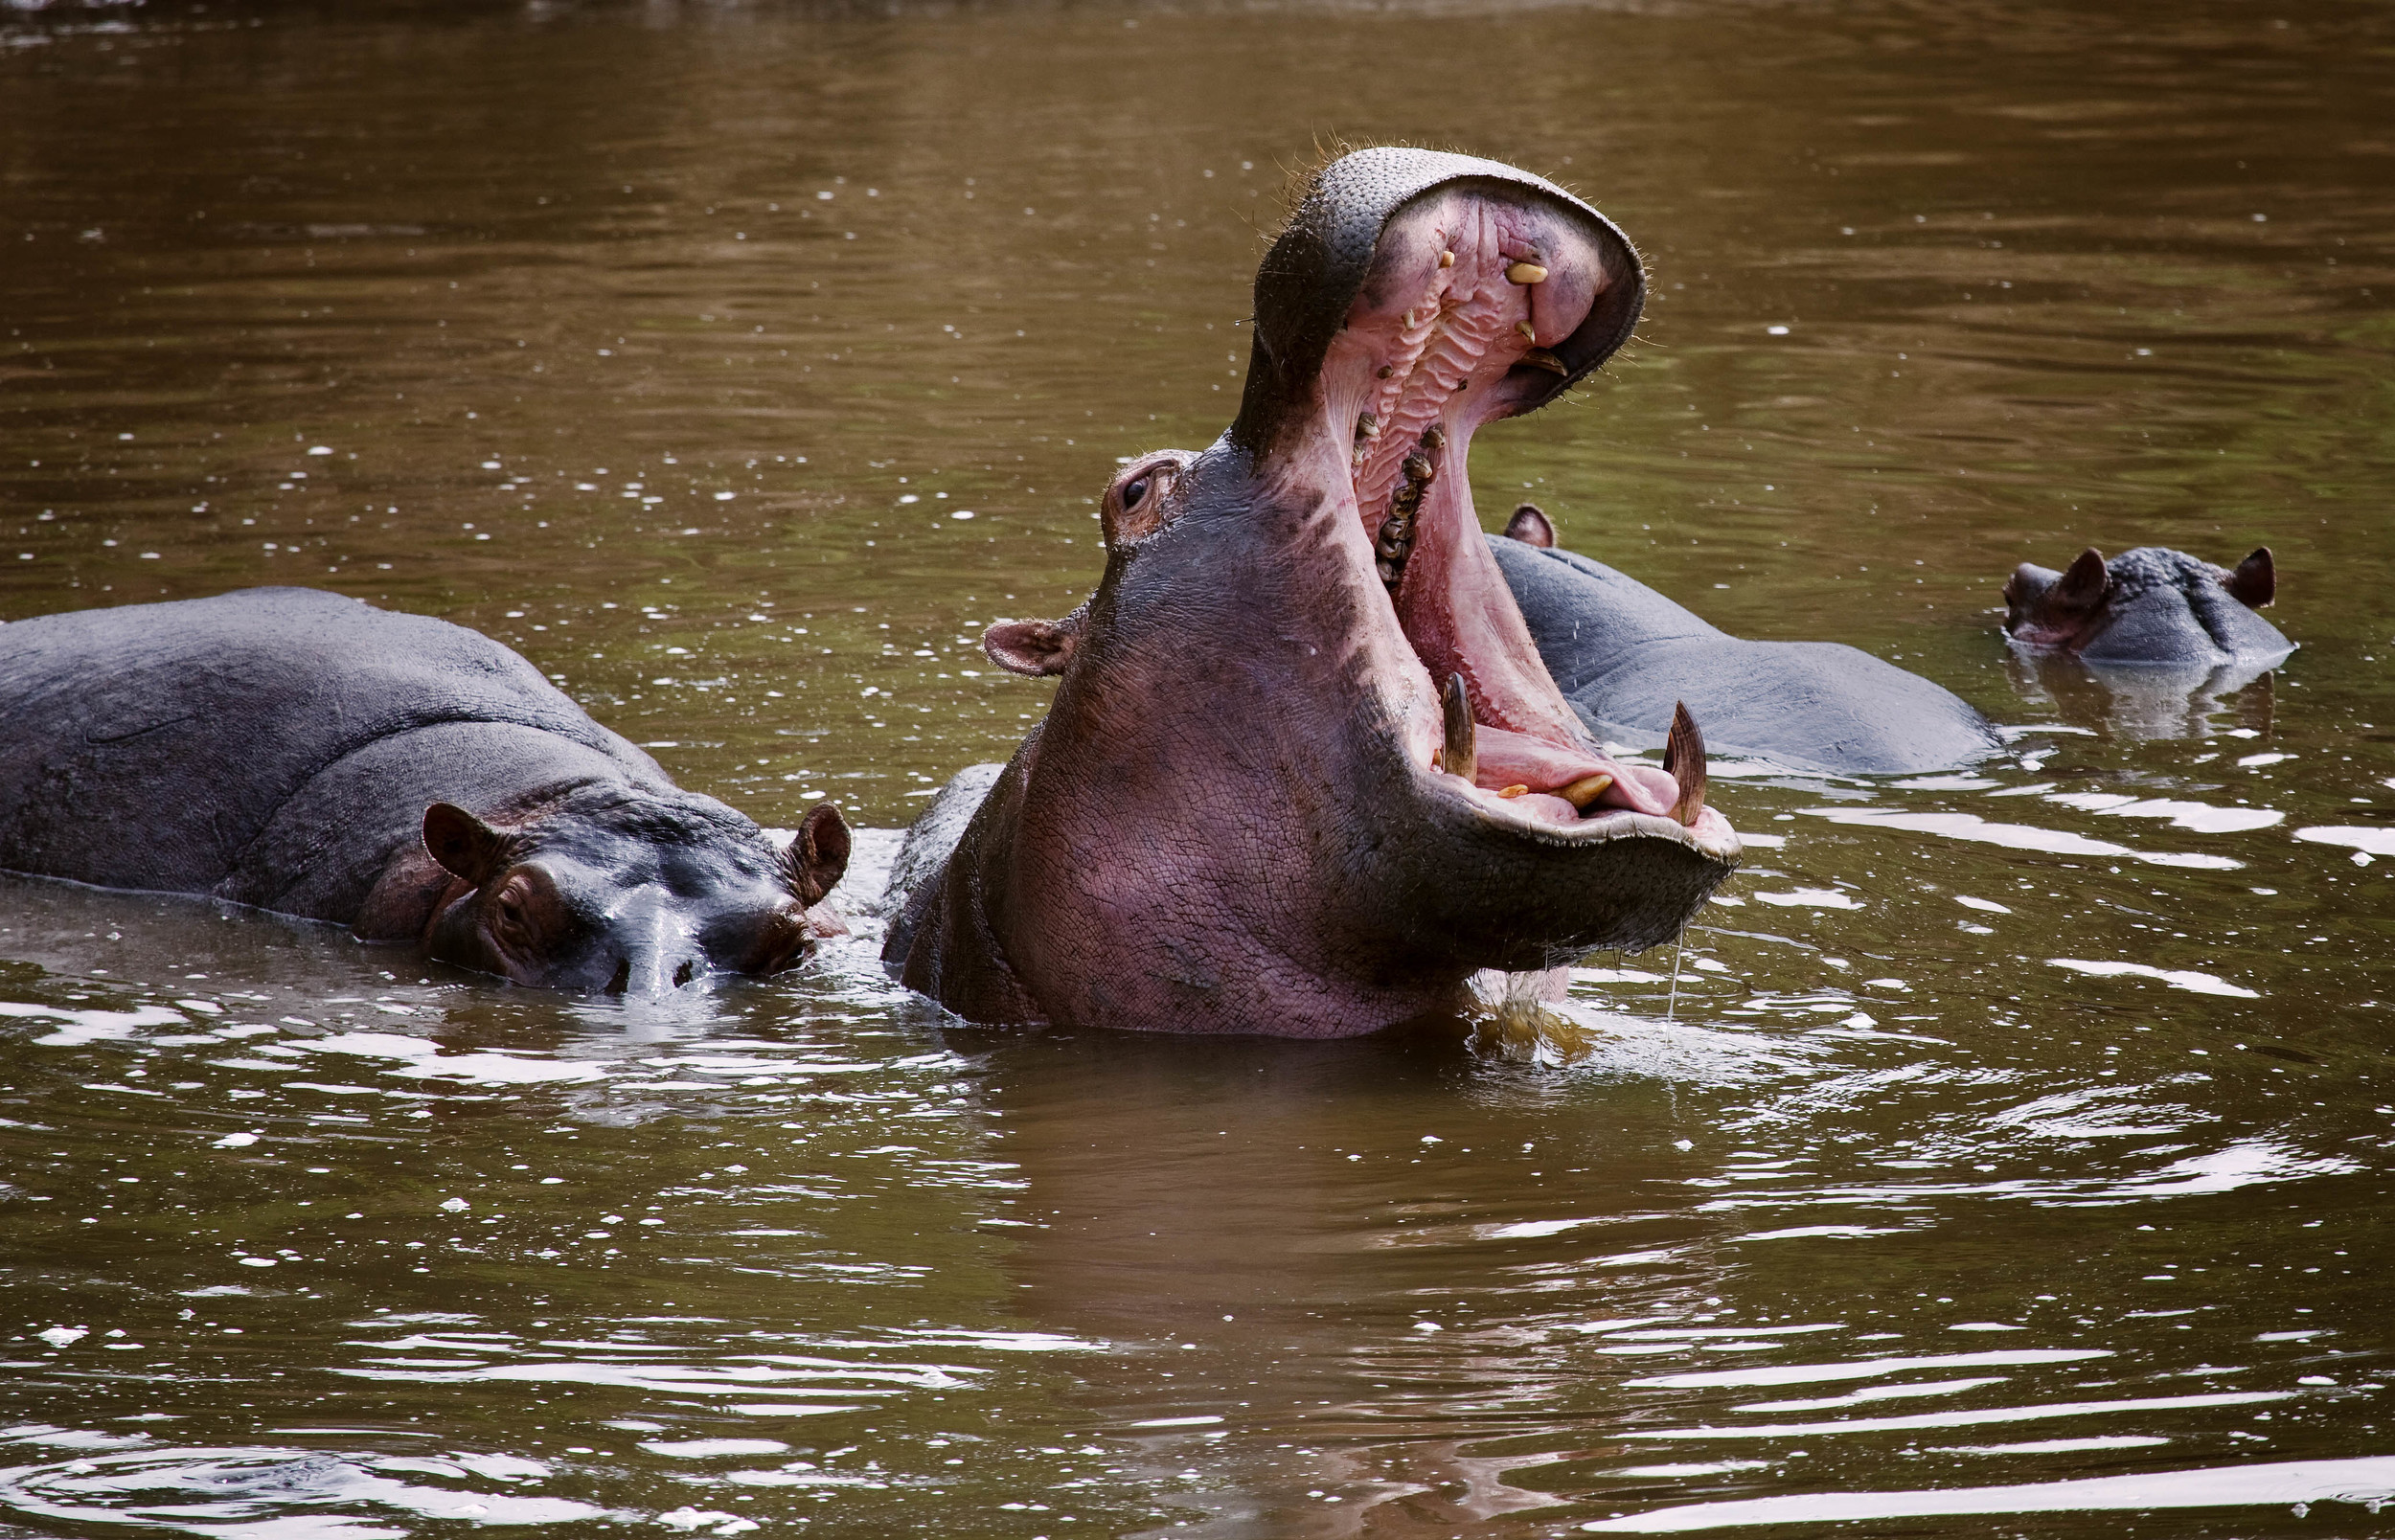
[{"xmin": 1122, "ymin": 475, "xmax": 1152, "ymax": 510}]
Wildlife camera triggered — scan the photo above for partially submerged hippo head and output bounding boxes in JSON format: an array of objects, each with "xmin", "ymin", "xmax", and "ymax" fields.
[
  {"xmin": 394, "ymin": 788, "xmax": 850, "ymax": 995},
  {"xmin": 2004, "ymin": 545, "xmax": 2291, "ymax": 667},
  {"xmin": 888, "ymin": 147, "xmax": 1740, "ymax": 1037}
]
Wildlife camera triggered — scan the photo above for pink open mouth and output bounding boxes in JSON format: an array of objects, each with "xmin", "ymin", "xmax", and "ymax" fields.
[{"xmin": 1317, "ymin": 185, "xmax": 1714, "ymax": 835}]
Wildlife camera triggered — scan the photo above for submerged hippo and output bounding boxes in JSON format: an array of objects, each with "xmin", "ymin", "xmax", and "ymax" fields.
[
  {"xmin": 2004, "ymin": 545, "xmax": 2288, "ymax": 667},
  {"xmin": 881, "ymin": 147, "xmax": 1741, "ymax": 1039},
  {"xmin": 1494, "ymin": 505, "xmax": 1998, "ymax": 775},
  {"xmin": 2001, "ymin": 545, "xmax": 2292, "ymax": 741},
  {"xmin": 0, "ymin": 587, "xmax": 849, "ymax": 994}
]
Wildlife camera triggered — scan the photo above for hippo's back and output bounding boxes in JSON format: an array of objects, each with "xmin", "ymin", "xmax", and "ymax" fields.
[
  {"xmin": 0, "ymin": 587, "xmax": 671, "ymax": 913},
  {"xmin": 1493, "ymin": 535, "xmax": 1998, "ymax": 775}
]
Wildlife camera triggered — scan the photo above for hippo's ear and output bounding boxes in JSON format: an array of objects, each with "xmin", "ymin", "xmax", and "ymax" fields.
[
  {"xmin": 2049, "ymin": 547, "xmax": 2110, "ymax": 616},
  {"xmin": 422, "ymin": 804, "xmax": 511, "ymax": 888},
  {"xmin": 2226, "ymin": 546, "xmax": 2275, "ymax": 609},
  {"xmin": 984, "ymin": 616, "xmax": 1078, "ymax": 677},
  {"xmin": 786, "ymin": 804, "xmax": 851, "ymax": 908},
  {"xmin": 1503, "ymin": 504, "xmax": 1556, "ymax": 549}
]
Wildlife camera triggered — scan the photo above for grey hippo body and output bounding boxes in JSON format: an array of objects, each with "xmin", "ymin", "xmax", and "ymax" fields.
[
  {"xmin": 1492, "ymin": 512, "xmax": 1998, "ymax": 775},
  {"xmin": 0, "ymin": 587, "xmax": 848, "ymax": 993}
]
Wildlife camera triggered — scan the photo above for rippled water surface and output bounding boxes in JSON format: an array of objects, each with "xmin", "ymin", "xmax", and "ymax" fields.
[{"xmin": 4, "ymin": 0, "xmax": 2392, "ymax": 1534}]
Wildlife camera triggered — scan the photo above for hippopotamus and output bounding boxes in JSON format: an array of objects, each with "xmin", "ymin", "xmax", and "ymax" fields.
[
  {"xmin": 880, "ymin": 147, "xmax": 1741, "ymax": 1039},
  {"xmin": 0, "ymin": 587, "xmax": 850, "ymax": 994},
  {"xmin": 1491, "ymin": 505, "xmax": 1999, "ymax": 775},
  {"xmin": 2004, "ymin": 545, "xmax": 2288, "ymax": 666},
  {"xmin": 2000, "ymin": 545, "xmax": 2292, "ymax": 741}
]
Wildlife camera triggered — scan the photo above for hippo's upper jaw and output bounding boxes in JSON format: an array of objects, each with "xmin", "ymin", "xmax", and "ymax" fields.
[{"xmin": 892, "ymin": 149, "xmax": 1739, "ymax": 1039}]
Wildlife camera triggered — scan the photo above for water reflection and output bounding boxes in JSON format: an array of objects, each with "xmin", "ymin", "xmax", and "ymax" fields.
[{"xmin": 2005, "ymin": 648, "xmax": 2283, "ymax": 744}]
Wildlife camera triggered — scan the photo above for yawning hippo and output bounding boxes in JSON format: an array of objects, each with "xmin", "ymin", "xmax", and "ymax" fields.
[
  {"xmin": 1494, "ymin": 505, "xmax": 1999, "ymax": 775},
  {"xmin": 881, "ymin": 148, "xmax": 1741, "ymax": 1038},
  {"xmin": 0, "ymin": 587, "xmax": 849, "ymax": 994}
]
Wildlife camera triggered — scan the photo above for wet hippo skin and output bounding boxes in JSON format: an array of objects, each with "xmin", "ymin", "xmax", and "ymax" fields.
[
  {"xmin": 0, "ymin": 587, "xmax": 848, "ymax": 994},
  {"xmin": 2004, "ymin": 544, "xmax": 2290, "ymax": 668},
  {"xmin": 1492, "ymin": 510, "xmax": 1999, "ymax": 776},
  {"xmin": 881, "ymin": 148, "xmax": 1742, "ymax": 1039}
]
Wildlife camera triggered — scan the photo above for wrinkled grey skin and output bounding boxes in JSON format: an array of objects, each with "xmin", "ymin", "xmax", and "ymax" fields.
[
  {"xmin": 0, "ymin": 588, "xmax": 845, "ymax": 995},
  {"xmin": 2004, "ymin": 546, "xmax": 2290, "ymax": 668},
  {"xmin": 2002, "ymin": 545, "xmax": 2292, "ymax": 741},
  {"xmin": 1492, "ymin": 533, "xmax": 1998, "ymax": 775}
]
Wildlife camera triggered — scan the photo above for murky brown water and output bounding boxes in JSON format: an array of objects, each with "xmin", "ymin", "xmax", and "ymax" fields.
[{"xmin": 4, "ymin": 0, "xmax": 2392, "ymax": 1534}]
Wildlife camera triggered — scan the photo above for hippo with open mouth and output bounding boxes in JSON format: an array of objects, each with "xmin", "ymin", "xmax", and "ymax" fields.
[
  {"xmin": 881, "ymin": 148, "xmax": 1741, "ymax": 1038},
  {"xmin": 0, "ymin": 587, "xmax": 850, "ymax": 995}
]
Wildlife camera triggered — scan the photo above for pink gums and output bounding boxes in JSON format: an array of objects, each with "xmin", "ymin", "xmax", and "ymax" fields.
[{"xmin": 1320, "ymin": 190, "xmax": 1675, "ymax": 820}]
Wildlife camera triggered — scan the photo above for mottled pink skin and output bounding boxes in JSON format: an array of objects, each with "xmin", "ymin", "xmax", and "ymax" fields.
[{"xmin": 886, "ymin": 151, "xmax": 1740, "ymax": 1037}]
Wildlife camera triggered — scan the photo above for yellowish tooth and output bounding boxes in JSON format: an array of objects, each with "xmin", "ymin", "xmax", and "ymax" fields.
[
  {"xmin": 1516, "ymin": 320, "xmax": 1537, "ymax": 341},
  {"xmin": 1439, "ymin": 250, "xmax": 1455, "ymax": 268},
  {"xmin": 1556, "ymin": 773, "xmax": 1615, "ymax": 808},
  {"xmin": 1441, "ymin": 674, "xmax": 1477, "ymax": 784},
  {"xmin": 1495, "ymin": 784, "xmax": 1530, "ymax": 799},
  {"xmin": 1506, "ymin": 261, "xmax": 1549, "ymax": 284},
  {"xmin": 1521, "ymin": 348, "xmax": 1569, "ymax": 374}
]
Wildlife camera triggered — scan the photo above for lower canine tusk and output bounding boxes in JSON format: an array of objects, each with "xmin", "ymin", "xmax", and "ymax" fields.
[
  {"xmin": 1661, "ymin": 701, "xmax": 1708, "ymax": 827},
  {"xmin": 1520, "ymin": 348, "xmax": 1569, "ymax": 374},
  {"xmin": 1506, "ymin": 261, "xmax": 1549, "ymax": 284},
  {"xmin": 1556, "ymin": 773, "xmax": 1614, "ymax": 809},
  {"xmin": 1441, "ymin": 674, "xmax": 1477, "ymax": 784}
]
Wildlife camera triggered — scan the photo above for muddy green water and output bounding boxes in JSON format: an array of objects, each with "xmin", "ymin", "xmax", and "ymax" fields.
[{"xmin": 3, "ymin": 1, "xmax": 2392, "ymax": 1535}]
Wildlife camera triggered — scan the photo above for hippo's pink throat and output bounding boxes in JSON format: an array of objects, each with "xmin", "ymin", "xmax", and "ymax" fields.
[{"xmin": 1318, "ymin": 192, "xmax": 1691, "ymax": 828}]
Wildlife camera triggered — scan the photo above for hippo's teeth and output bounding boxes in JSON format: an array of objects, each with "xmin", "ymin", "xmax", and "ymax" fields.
[
  {"xmin": 1506, "ymin": 261, "xmax": 1549, "ymax": 284},
  {"xmin": 1441, "ymin": 674, "xmax": 1478, "ymax": 784},
  {"xmin": 1516, "ymin": 320, "xmax": 1538, "ymax": 341},
  {"xmin": 1556, "ymin": 773, "xmax": 1615, "ymax": 809},
  {"xmin": 1520, "ymin": 348, "xmax": 1569, "ymax": 375},
  {"xmin": 1377, "ymin": 364, "xmax": 1395, "ymax": 380},
  {"xmin": 1439, "ymin": 249, "xmax": 1455, "ymax": 268},
  {"xmin": 1661, "ymin": 701, "xmax": 1709, "ymax": 827}
]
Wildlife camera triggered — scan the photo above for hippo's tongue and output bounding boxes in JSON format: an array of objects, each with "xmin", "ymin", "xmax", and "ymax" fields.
[
  {"xmin": 1469, "ymin": 725, "xmax": 1679, "ymax": 816},
  {"xmin": 1324, "ymin": 185, "xmax": 1663, "ymax": 813}
]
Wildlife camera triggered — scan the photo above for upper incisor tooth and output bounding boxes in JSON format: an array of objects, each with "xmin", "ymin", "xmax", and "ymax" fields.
[
  {"xmin": 1506, "ymin": 261, "xmax": 1549, "ymax": 284},
  {"xmin": 1439, "ymin": 250, "xmax": 1455, "ymax": 268}
]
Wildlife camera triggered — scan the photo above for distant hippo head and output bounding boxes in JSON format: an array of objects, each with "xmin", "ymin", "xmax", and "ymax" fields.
[
  {"xmin": 2003, "ymin": 545, "xmax": 2290, "ymax": 668},
  {"xmin": 414, "ymin": 786, "xmax": 849, "ymax": 995},
  {"xmin": 891, "ymin": 148, "xmax": 1739, "ymax": 1037}
]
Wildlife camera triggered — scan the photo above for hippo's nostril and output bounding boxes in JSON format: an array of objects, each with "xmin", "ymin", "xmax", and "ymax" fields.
[
  {"xmin": 605, "ymin": 958, "xmax": 630, "ymax": 995},
  {"xmin": 673, "ymin": 960, "xmax": 696, "ymax": 988}
]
